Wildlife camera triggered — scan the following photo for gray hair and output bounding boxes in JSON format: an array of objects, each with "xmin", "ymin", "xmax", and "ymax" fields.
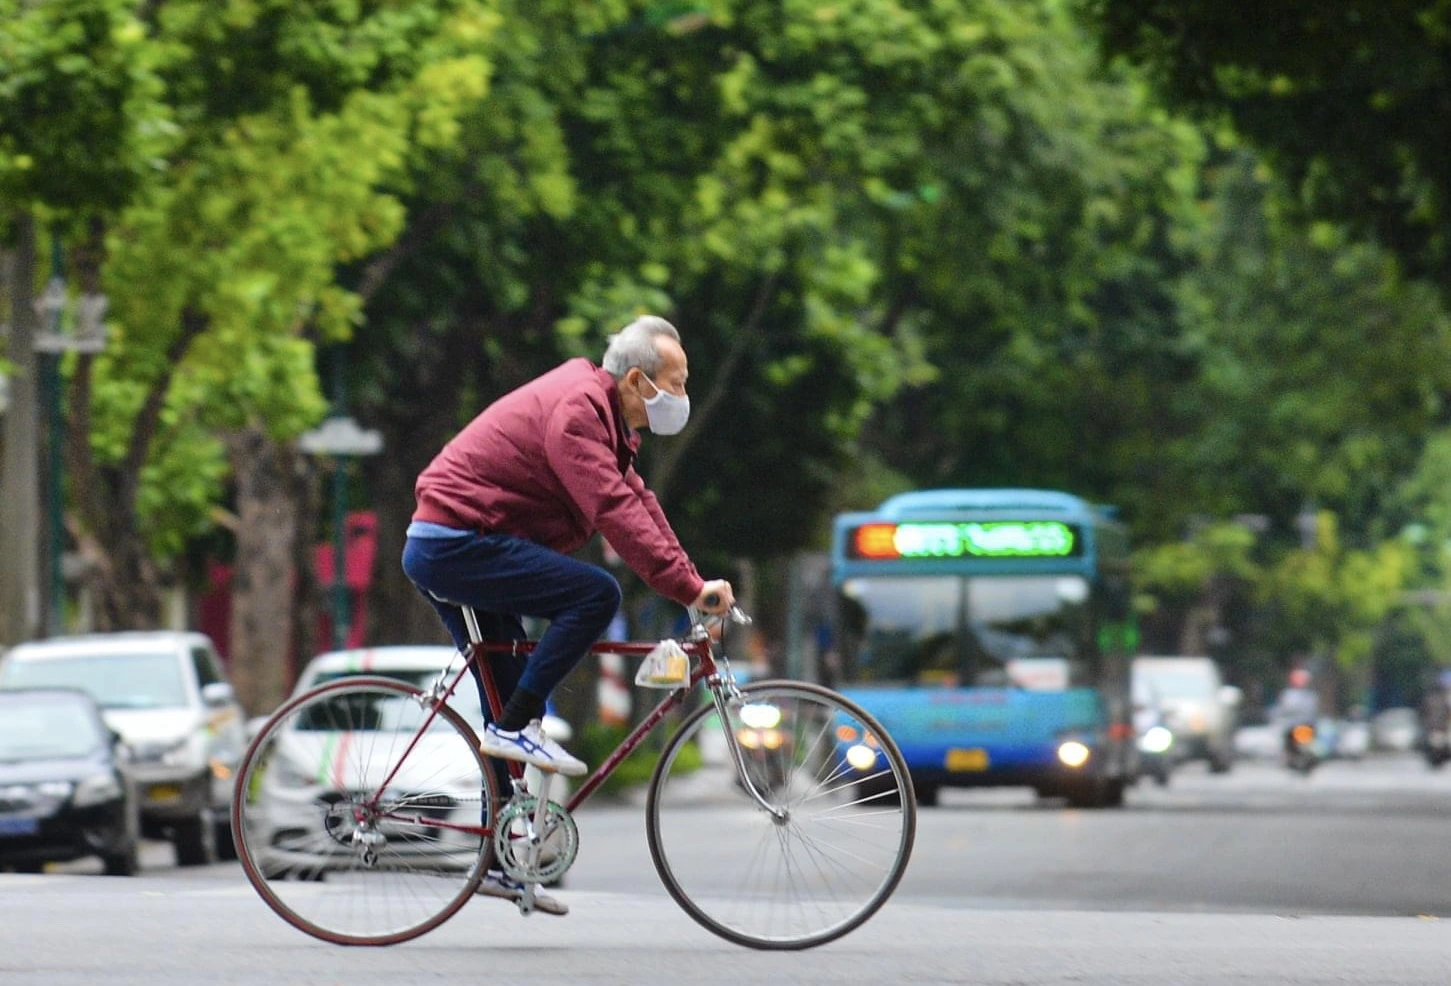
[{"xmin": 602, "ymin": 315, "xmax": 680, "ymax": 380}]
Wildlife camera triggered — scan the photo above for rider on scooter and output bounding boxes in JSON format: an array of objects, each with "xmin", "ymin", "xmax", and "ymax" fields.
[{"xmin": 1272, "ymin": 668, "xmax": 1320, "ymax": 759}]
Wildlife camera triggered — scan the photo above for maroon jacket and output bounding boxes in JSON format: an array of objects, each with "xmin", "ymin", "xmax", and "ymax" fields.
[{"xmin": 412, "ymin": 358, "xmax": 704, "ymax": 606}]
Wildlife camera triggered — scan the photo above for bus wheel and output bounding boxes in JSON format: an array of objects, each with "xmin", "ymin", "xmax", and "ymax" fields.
[
  {"xmin": 1066, "ymin": 779, "xmax": 1124, "ymax": 809},
  {"xmin": 855, "ymin": 773, "xmax": 904, "ymax": 806}
]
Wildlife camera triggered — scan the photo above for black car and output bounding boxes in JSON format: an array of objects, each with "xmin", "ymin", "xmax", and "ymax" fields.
[{"xmin": 0, "ymin": 689, "xmax": 139, "ymax": 875}]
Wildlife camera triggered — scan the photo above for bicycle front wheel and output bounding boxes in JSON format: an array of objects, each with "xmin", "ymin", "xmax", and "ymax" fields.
[
  {"xmin": 645, "ymin": 680, "xmax": 916, "ymax": 950},
  {"xmin": 232, "ymin": 677, "xmax": 498, "ymax": 946}
]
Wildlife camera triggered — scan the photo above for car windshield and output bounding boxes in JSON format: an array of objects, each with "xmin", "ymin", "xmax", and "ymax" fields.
[
  {"xmin": 1140, "ymin": 666, "xmax": 1215, "ymax": 699},
  {"xmin": 295, "ymin": 668, "xmax": 482, "ymax": 732},
  {"xmin": 0, "ymin": 653, "xmax": 188, "ymax": 710},
  {"xmin": 0, "ymin": 701, "xmax": 105, "ymax": 761}
]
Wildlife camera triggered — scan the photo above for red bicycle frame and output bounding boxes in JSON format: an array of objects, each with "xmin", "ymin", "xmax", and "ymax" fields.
[{"xmin": 364, "ymin": 636, "xmax": 719, "ymax": 836}]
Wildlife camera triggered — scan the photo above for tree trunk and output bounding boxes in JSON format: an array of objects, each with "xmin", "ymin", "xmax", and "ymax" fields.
[
  {"xmin": 226, "ymin": 428, "xmax": 304, "ymax": 716},
  {"xmin": 0, "ymin": 214, "xmax": 41, "ymax": 645},
  {"xmin": 66, "ymin": 306, "xmax": 207, "ymax": 631},
  {"xmin": 290, "ymin": 456, "xmax": 324, "ymax": 682}
]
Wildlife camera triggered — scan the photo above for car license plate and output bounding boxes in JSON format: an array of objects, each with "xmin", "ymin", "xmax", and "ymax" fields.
[
  {"xmin": 147, "ymin": 783, "xmax": 184, "ymax": 803},
  {"xmin": 0, "ymin": 816, "xmax": 39, "ymax": 837},
  {"xmin": 945, "ymin": 748, "xmax": 989, "ymax": 772}
]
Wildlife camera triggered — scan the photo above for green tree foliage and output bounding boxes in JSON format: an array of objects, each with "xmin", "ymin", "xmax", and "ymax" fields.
[
  {"xmin": 1093, "ymin": 0, "xmax": 1451, "ymax": 294},
  {"xmin": 1163, "ymin": 153, "xmax": 1451, "ymax": 537},
  {"xmin": 357, "ymin": 0, "xmax": 1207, "ymax": 571},
  {"xmin": 1134, "ymin": 513, "xmax": 1412, "ymax": 700},
  {"xmin": 2, "ymin": 0, "xmax": 500, "ymax": 626},
  {"xmin": 852, "ymin": 2, "xmax": 1209, "ymax": 537},
  {"xmin": 1263, "ymin": 511, "xmax": 1411, "ymax": 675}
]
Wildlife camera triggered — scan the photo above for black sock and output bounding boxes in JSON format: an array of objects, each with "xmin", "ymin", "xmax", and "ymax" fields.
[{"xmin": 497, "ymin": 687, "xmax": 546, "ymax": 731}]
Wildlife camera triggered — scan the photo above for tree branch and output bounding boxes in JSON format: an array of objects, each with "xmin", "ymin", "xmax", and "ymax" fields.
[
  {"xmin": 119, "ymin": 306, "xmax": 208, "ymax": 507},
  {"xmin": 64, "ymin": 218, "xmax": 111, "ymax": 532},
  {"xmin": 353, "ymin": 194, "xmax": 472, "ymax": 306},
  {"xmin": 648, "ymin": 271, "xmax": 780, "ymax": 502}
]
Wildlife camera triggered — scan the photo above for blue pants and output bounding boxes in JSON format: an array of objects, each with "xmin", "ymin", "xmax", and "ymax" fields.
[{"xmin": 401, "ymin": 533, "xmax": 622, "ymax": 724}]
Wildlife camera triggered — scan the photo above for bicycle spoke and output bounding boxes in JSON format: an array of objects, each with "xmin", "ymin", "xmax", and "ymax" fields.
[
  {"xmin": 234, "ymin": 678, "xmax": 493, "ymax": 945},
  {"xmin": 647, "ymin": 681, "xmax": 915, "ymax": 950}
]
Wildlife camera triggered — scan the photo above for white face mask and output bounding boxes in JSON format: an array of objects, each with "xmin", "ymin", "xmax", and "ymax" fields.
[{"xmin": 639, "ymin": 373, "xmax": 690, "ymax": 435}]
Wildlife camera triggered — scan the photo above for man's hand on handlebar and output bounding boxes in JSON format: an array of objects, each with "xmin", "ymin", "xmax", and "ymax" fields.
[{"xmin": 692, "ymin": 579, "xmax": 736, "ymax": 615}]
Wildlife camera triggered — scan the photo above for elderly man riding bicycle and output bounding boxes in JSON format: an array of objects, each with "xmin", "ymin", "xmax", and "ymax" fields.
[{"xmin": 401, "ymin": 315, "xmax": 735, "ymax": 913}]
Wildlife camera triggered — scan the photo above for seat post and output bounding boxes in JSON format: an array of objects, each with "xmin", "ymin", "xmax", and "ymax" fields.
[{"xmin": 461, "ymin": 605, "xmax": 485, "ymax": 645}]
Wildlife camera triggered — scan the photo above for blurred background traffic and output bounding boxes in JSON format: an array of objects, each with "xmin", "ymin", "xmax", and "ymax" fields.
[{"xmin": 3, "ymin": 0, "xmax": 1451, "ymax": 921}]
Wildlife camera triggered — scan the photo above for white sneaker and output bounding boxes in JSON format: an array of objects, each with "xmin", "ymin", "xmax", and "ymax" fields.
[
  {"xmin": 479, "ymin": 719, "xmax": 587, "ymax": 777},
  {"xmin": 475, "ymin": 870, "xmax": 568, "ymax": 916}
]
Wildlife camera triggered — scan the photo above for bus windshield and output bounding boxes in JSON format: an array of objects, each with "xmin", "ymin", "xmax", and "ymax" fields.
[{"xmin": 837, "ymin": 574, "xmax": 1094, "ymax": 689}]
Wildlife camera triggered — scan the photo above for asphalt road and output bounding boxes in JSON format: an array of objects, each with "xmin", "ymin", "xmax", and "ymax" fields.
[{"xmin": 8, "ymin": 754, "xmax": 1451, "ymax": 985}]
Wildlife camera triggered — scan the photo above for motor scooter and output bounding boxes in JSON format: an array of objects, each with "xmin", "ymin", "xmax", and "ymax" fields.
[
  {"xmin": 1284, "ymin": 721, "xmax": 1319, "ymax": 775},
  {"xmin": 1423, "ymin": 727, "xmax": 1450, "ymax": 769}
]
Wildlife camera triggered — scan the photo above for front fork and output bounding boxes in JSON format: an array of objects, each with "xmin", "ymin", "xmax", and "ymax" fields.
[{"xmin": 707, "ymin": 677, "xmax": 789, "ymax": 822}]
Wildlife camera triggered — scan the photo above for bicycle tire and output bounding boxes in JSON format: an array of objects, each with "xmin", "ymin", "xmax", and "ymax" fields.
[
  {"xmin": 232, "ymin": 676, "xmax": 498, "ymax": 946},
  {"xmin": 645, "ymin": 680, "xmax": 916, "ymax": 950}
]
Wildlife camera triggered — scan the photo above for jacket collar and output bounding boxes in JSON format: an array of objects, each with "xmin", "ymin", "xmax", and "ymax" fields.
[{"xmin": 596, "ymin": 365, "xmax": 640, "ymax": 465}]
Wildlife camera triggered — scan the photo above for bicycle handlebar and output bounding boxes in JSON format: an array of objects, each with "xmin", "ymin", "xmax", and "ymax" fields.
[{"xmin": 686, "ymin": 603, "xmax": 752, "ymax": 633}]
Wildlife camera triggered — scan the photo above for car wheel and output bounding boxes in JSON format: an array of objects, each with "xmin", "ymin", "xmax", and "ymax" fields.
[
  {"xmin": 914, "ymin": 783, "xmax": 940, "ymax": 808},
  {"xmin": 214, "ymin": 814, "xmax": 238, "ymax": 861},
  {"xmin": 1208, "ymin": 752, "xmax": 1233, "ymax": 774},
  {"xmin": 173, "ymin": 807, "xmax": 219, "ymax": 867},
  {"xmin": 102, "ymin": 843, "xmax": 140, "ymax": 877},
  {"xmin": 12, "ymin": 861, "xmax": 45, "ymax": 874}
]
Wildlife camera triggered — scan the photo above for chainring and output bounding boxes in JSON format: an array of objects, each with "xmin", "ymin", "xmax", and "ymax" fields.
[{"xmin": 492, "ymin": 796, "xmax": 579, "ymax": 884}]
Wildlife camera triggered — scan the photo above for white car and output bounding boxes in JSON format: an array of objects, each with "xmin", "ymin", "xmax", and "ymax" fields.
[
  {"xmin": 1132, "ymin": 656, "xmax": 1242, "ymax": 773},
  {"xmin": 245, "ymin": 646, "xmax": 571, "ymax": 880},
  {"xmin": 0, "ymin": 632, "xmax": 245, "ymax": 867}
]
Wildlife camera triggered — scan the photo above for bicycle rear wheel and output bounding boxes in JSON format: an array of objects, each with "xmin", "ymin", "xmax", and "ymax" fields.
[
  {"xmin": 233, "ymin": 677, "xmax": 498, "ymax": 945},
  {"xmin": 645, "ymin": 680, "xmax": 916, "ymax": 950}
]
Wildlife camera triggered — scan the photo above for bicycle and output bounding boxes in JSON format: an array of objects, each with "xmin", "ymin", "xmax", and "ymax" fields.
[{"xmin": 231, "ymin": 604, "xmax": 916, "ymax": 950}]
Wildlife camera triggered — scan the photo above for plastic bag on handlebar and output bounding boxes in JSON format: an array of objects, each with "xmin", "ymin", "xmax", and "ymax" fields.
[{"xmin": 636, "ymin": 639, "xmax": 690, "ymax": 689}]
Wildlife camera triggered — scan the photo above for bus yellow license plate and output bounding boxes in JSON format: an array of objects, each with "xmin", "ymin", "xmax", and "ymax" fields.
[
  {"xmin": 147, "ymin": 784, "xmax": 184, "ymax": 803},
  {"xmin": 945, "ymin": 748, "xmax": 989, "ymax": 772}
]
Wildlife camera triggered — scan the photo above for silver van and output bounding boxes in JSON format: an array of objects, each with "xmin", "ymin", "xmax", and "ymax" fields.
[{"xmin": 1131, "ymin": 656, "xmax": 1242, "ymax": 773}]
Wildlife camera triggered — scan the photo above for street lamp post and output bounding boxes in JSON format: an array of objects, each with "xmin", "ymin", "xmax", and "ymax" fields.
[
  {"xmin": 298, "ymin": 411, "xmax": 382, "ymax": 650},
  {"xmin": 32, "ymin": 232, "xmax": 108, "ymax": 637}
]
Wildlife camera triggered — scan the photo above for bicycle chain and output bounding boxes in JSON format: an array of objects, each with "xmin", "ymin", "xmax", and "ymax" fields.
[{"xmin": 492, "ymin": 797, "xmax": 579, "ymax": 884}]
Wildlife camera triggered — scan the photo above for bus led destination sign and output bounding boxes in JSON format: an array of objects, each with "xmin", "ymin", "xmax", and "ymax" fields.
[{"xmin": 851, "ymin": 521, "xmax": 1080, "ymax": 560}]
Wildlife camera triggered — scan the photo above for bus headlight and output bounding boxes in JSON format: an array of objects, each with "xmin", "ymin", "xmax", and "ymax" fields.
[
  {"xmin": 845, "ymin": 744, "xmax": 878, "ymax": 771},
  {"xmin": 1057, "ymin": 741, "xmax": 1091, "ymax": 768}
]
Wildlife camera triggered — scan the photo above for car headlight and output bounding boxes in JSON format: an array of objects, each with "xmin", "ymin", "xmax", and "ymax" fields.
[
  {"xmin": 1139, "ymin": 726, "xmax": 1174, "ymax": 755},
  {"xmin": 739, "ymin": 704, "xmax": 782, "ymax": 730},
  {"xmin": 134, "ymin": 736, "xmax": 190, "ymax": 765},
  {"xmin": 35, "ymin": 781, "xmax": 74, "ymax": 800},
  {"xmin": 73, "ymin": 774, "xmax": 124, "ymax": 807},
  {"xmin": 161, "ymin": 735, "xmax": 207, "ymax": 769}
]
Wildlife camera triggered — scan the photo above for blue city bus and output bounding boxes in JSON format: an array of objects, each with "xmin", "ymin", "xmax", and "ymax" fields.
[{"xmin": 828, "ymin": 489, "xmax": 1136, "ymax": 808}]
